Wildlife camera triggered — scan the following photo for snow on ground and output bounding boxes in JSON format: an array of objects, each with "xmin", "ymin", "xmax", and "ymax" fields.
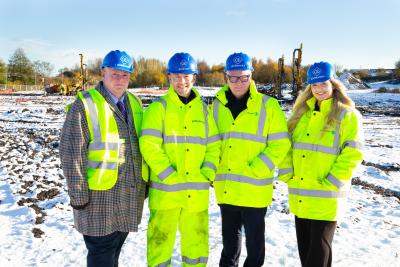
[
  {"xmin": 368, "ymin": 81, "xmax": 400, "ymax": 90},
  {"xmin": 0, "ymin": 90, "xmax": 399, "ymax": 267},
  {"xmin": 349, "ymin": 89, "xmax": 400, "ymax": 109},
  {"xmin": 339, "ymin": 73, "xmax": 370, "ymax": 90}
]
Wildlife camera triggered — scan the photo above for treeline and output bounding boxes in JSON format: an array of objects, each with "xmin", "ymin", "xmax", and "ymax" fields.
[
  {"xmin": 0, "ymin": 48, "xmax": 54, "ymax": 85},
  {"xmin": 352, "ymin": 68, "xmax": 398, "ymax": 82},
  {"xmin": 86, "ymin": 56, "xmax": 305, "ymax": 88},
  {"xmin": 1, "ymin": 48, "xmax": 400, "ymax": 88}
]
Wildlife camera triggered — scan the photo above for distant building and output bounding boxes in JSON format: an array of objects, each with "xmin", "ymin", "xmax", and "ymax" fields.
[{"xmin": 349, "ymin": 69, "xmax": 395, "ymax": 76}]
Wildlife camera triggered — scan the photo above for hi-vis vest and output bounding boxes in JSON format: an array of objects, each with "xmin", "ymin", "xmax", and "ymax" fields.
[
  {"xmin": 77, "ymin": 89, "xmax": 146, "ymax": 190},
  {"xmin": 211, "ymin": 81, "xmax": 291, "ymax": 208},
  {"xmin": 278, "ymin": 97, "xmax": 363, "ymax": 221}
]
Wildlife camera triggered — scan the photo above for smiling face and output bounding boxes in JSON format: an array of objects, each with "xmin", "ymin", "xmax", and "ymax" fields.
[
  {"xmin": 169, "ymin": 73, "xmax": 196, "ymax": 98},
  {"xmin": 226, "ymin": 70, "xmax": 252, "ymax": 99},
  {"xmin": 310, "ymin": 80, "xmax": 334, "ymax": 105}
]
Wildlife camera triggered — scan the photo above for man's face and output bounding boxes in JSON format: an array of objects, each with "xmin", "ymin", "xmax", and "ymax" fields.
[
  {"xmin": 226, "ymin": 70, "xmax": 252, "ymax": 99},
  {"xmin": 102, "ymin": 67, "xmax": 130, "ymax": 98},
  {"xmin": 169, "ymin": 73, "xmax": 196, "ymax": 98}
]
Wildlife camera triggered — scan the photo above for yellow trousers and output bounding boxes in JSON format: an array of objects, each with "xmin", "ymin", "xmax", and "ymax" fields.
[{"xmin": 147, "ymin": 208, "xmax": 208, "ymax": 267}]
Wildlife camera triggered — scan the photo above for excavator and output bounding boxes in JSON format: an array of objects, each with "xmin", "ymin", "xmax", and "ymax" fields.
[
  {"xmin": 45, "ymin": 54, "xmax": 86, "ymax": 96},
  {"xmin": 268, "ymin": 43, "xmax": 303, "ymax": 100},
  {"xmin": 291, "ymin": 43, "xmax": 303, "ymax": 98}
]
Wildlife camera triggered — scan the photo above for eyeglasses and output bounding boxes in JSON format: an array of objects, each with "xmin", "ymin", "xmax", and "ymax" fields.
[{"xmin": 226, "ymin": 74, "xmax": 250, "ymax": 83}]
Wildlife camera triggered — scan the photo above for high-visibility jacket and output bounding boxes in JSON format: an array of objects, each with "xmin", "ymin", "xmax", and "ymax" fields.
[
  {"xmin": 139, "ymin": 86, "xmax": 221, "ymax": 211},
  {"xmin": 211, "ymin": 81, "xmax": 291, "ymax": 208},
  {"xmin": 279, "ymin": 97, "xmax": 363, "ymax": 221},
  {"xmin": 78, "ymin": 89, "xmax": 147, "ymax": 190}
]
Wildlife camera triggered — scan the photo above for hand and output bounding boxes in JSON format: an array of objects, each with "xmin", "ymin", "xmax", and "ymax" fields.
[{"xmin": 71, "ymin": 202, "xmax": 89, "ymax": 210}]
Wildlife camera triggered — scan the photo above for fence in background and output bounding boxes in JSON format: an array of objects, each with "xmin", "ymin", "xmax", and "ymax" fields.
[{"xmin": 0, "ymin": 84, "xmax": 43, "ymax": 91}]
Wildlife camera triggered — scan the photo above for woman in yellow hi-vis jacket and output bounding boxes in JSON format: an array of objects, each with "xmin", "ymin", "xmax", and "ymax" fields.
[
  {"xmin": 139, "ymin": 52, "xmax": 220, "ymax": 267},
  {"xmin": 279, "ymin": 61, "xmax": 363, "ymax": 267}
]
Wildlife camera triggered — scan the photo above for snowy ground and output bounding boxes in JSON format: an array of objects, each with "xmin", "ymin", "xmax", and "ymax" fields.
[
  {"xmin": 367, "ymin": 81, "xmax": 400, "ymax": 90},
  {"xmin": 0, "ymin": 90, "xmax": 399, "ymax": 267}
]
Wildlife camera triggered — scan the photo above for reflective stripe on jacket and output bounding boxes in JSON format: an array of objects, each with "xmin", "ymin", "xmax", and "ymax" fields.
[
  {"xmin": 279, "ymin": 97, "xmax": 363, "ymax": 221},
  {"xmin": 211, "ymin": 81, "xmax": 291, "ymax": 207},
  {"xmin": 139, "ymin": 86, "xmax": 221, "ymax": 211},
  {"xmin": 78, "ymin": 89, "xmax": 145, "ymax": 190}
]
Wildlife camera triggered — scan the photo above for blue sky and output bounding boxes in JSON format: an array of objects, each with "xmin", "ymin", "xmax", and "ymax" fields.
[{"xmin": 1, "ymin": 0, "xmax": 399, "ymax": 74}]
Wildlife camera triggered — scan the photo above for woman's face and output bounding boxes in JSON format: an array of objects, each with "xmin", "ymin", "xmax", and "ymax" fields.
[{"xmin": 311, "ymin": 80, "xmax": 333, "ymax": 104}]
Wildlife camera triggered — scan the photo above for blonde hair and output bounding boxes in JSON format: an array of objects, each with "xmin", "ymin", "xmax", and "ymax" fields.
[{"xmin": 288, "ymin": 78, "xmax": 355, "ymax": 133}]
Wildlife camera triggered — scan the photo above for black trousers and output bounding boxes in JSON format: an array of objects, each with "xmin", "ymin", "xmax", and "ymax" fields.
[
  {"xmin": 83, "ymin": 231, "xmax": 129, "ymax": 267},
  {"xmin": 295, "ymin": 217, "xmax": 337, "ymax": 267},
  {"xmin": 219, "ymin": 204, "xmax": 267, "ymax": 267}
]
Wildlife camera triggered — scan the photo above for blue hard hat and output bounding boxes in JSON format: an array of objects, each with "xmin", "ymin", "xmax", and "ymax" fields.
[
  {"xmin": 167, "ymin": 52, "xmax": 198, "ymax": 74},
  {"xmin": 225, "ymin": 52, "xmax": 254, "ymax": 72},
  {"xmin": 102, "ymin": 50, "xmax": 134, "ymax": 73},
  {"xmin": 307, "ymin": 61, "xmax": 333, "ymax": 84}
]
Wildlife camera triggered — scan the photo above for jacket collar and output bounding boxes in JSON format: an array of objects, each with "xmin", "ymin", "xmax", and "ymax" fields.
[
  {"xmin": 167, "ymin": 85, "xmax": 201, "ymax": 106},
  {"xmin": 306, "ymin": 97, "xmax": 333, "ymax": 114},
  {"xmin": 215, "ymin": 80, "xmax": 259, "ymax": 112}
]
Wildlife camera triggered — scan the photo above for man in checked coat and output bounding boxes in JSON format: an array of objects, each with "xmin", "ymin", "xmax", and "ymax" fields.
[{"xmin": 60, "ymin": 50, "xmax": 147, "ymax": 267}]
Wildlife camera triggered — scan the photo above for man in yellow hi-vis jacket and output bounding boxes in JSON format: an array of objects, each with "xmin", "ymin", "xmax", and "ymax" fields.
[
  {"xmin": 139, "ymin": 52, "xmax": 221, "ymax": 267},
  {"xmin": 211, "ymin": 52, "xmax": 291, "ymax": 267}
]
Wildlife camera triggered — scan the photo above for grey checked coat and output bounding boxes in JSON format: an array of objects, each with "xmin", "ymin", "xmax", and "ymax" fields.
[{"xmin": 60, "ymin": 82, "xmax": 146, "ymax": 236}]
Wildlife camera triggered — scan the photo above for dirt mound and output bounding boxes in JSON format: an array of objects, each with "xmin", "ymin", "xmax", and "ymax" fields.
[
  {"xmin": 339, "ymin": 72, "xmax": 370, "ymax": 90},
  {"xmin": 352, "ymin": 177, "xmax": 400, "ymax": 201},
  {"xmin": 32, "ymin": 228, "xmax": 45, "ymax": 238},
  {"xmin": 37, "ymin": 188, "xmax": 60, "ymax": 200}
]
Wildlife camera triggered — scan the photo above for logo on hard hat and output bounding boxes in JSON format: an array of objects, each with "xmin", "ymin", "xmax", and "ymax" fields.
[
  {"xmin": 120, "ymin": 56, "xmax": 131, "ymax": 66},
  {"xmin": 180, "ymin": 60, "xmax": 188, "ymax": 67},
  {"xmin": 312, "ymin": 67, "xmax": 322, "ymax": 76},
  {"xmin": 233, "ymin": 56, "xmax": 242, "ymax": 64}
]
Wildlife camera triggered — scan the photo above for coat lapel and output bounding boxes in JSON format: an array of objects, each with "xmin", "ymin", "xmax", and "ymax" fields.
[{"xmin": 95, "ymin": 82, "xmax": 128, "ymax": 125}]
